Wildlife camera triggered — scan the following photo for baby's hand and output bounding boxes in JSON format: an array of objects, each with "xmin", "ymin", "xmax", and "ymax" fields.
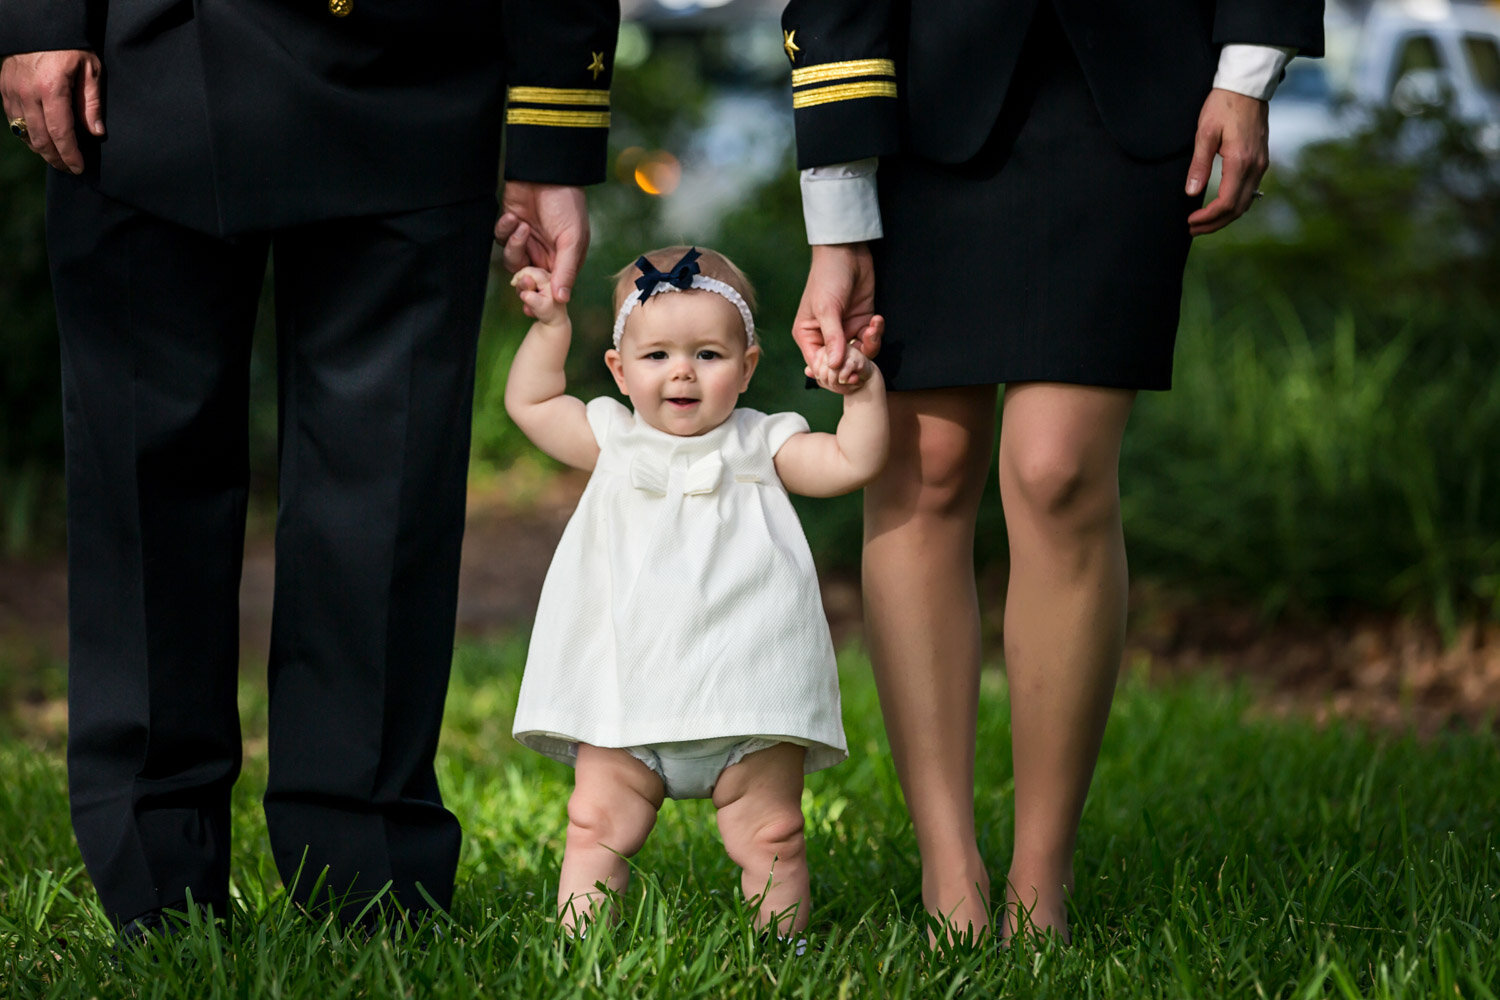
[
  {"xmin": 511, "ymin": 266, "xmax": 567, "ymax": 327},
  {"xmin": 807, "ymin": 343, "xmax": 876, "ymax": 394}
]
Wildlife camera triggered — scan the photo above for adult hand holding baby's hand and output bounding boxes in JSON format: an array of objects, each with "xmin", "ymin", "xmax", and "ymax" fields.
[
  {"xmin": 494, "ymin": 182, "xmax": 588, "ymax": 303},
  {"xmin": 792, "ymin": 243, "xmax": 883, "ymax": 372},
  {"xmin": 511, "ymin": 266, "xmax": 567, "ymax": 327},
  {"xmin": 806, "ymin": 343, "xmax": 876, "ymax": 395}
]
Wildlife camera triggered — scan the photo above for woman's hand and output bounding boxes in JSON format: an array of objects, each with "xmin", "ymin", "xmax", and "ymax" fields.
[
  {"xmin": 1185, "ymin": 88, "xmax": 1270, "ymax": 236},
  {"xmin": 791, "ymin": 243, "xmax": 884, "ymax": 372}
]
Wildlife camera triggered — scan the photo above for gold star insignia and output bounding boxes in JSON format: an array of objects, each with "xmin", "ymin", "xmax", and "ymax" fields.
[
  {"xmin": 783, "ymin": 30, "xmax": 800, "ymax": 64},
  {"xmin": 588, "ymin": 51, "xmax": 606, "ymax": 80}
]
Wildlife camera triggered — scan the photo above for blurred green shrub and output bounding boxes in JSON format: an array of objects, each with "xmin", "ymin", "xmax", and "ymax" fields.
[
  {"xmin": 0, "ymin": 144, "xmax": 64, "ymax": 555},
  {"xmin": 1121, "ymin": 286, "xmax": 1499, "ymax": 630},
  {"xmin": 1107, "ymin": 104, "xmax": 1500, "ymax": 627}
]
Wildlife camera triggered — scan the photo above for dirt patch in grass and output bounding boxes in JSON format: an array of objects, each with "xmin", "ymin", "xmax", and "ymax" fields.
[{"xmin": 1124, "ymin": 585, "xmax": 1500, "ymax": 736}]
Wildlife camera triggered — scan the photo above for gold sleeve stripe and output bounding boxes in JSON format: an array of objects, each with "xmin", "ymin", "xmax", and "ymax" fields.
[
  {"xmin": 790, "ymin": 58, "xmax": 896, "ymax": 88},
  {"xmin": 506, "ymin": 86, "xmax": 611, "ymax": 107},
  {"xmin": 791, "ymin": 80, "xmax": 898, "ymax": 109},
  {"xmin": 506, "ymin": 108, "xmax": 611, "ymax": 128}
]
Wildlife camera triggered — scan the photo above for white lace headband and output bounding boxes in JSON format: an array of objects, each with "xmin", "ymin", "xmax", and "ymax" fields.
[{"xmin": 611, "ymin": 248, "xmax": 756, "ymax": 349}]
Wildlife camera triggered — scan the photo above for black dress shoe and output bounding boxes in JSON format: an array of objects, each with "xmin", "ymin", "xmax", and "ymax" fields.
[
  {"xmin": 116, "ymin": 902, "xmax": 228, "ymax": 949},
  {"xmin": 109, "ymin": 908, "xmax": 182, "ymax": 969},
  {"xmin": 116, "ymin": 907, "xmax": 185, "ymax": 948}
]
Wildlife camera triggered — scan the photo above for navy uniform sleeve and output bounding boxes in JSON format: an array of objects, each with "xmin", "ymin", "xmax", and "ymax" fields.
[
  {"xmin": 781, "ymin": 0, "xmax": 901, "ymax": 170},
  {"xmin": 0, "ymin": 0, "xmax": 93, "ymax": 57},
  {"xmin": 1213, "ymin": 1, "xmax": 1325, "ymax": 59},
  {"xmin": 502, "ymin": 0, "xmax": 620, "ymax": 186}
]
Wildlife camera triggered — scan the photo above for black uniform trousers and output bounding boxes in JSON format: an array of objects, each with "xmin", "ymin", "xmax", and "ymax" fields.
[{"xmin": 47, "ymin": 173, "xmax": 495, "ymax": 927}]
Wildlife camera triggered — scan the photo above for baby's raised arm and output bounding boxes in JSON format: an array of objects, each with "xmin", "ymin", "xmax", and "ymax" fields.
[
  {"xmin": 773, "ymin": 347, "xmax": 889, "ymax": 498},
  {"xmin": 503, "ymin": 268, "xmax": 601, "ymax": 471}
]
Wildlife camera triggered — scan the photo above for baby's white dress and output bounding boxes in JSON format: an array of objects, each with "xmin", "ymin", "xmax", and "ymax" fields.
[{"xmin": 512, "ymin": 397, "xmax": 847, "ymax": 774}]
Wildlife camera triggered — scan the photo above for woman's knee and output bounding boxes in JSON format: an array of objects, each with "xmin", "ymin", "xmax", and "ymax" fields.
[
  {"xmin": 1001, "ymin": 442, "xmax": 1117, "ymax": 528},
  {"xmin": 997, "ymin": 383, "xmax": 1132, "ymax": 529},
  {"xmin": 874, "ymin": 396, "xmax": 995, "ymax": 522}
]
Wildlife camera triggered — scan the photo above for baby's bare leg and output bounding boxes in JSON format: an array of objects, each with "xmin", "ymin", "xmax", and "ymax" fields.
[
  {"xmin": 712, "ymin": 743, "xmax": 810, "ymax": 934},
  {"xmin": 557, "ymin": 744, "xmax": 664, "ymax": 931}
]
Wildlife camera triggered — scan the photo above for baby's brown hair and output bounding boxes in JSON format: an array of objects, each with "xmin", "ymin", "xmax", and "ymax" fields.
[{"xmin": 611, "ymin": 246, "xmax": 758, "ymax": 316}]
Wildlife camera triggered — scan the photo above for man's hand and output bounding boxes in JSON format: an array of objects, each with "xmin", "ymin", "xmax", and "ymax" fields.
[
  {"xmin": 1185, "ymin": 88, "xmax": 1269, "ymax": 237},
  {"xmin": 494, "ymin": 182, "xmax": 588, "ymax": 303},
  {"xmin": 1, "ymin": 51, "xmax": 104, "ymax": 175},
  {"xmin": 791, "ymin": 242, "xmax": 883, "ymax": 373}
]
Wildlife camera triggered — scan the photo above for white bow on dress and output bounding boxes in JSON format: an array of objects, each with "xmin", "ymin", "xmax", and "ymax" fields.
[{"xmin": 629, "ymin": 451, "xmax": 726, "ymax": 496}]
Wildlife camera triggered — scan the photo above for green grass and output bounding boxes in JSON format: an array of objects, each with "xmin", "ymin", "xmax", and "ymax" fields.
[{"xmin": 2, "ymin": 640, "xmax": 1498, "ymax": 998}]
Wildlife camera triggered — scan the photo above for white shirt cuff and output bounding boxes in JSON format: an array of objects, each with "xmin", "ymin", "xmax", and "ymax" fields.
[
  {"xmin": 800, "ymin": 159, "xmax": 883, "ymax": 245},
  {"xmin": 1214, "ymin": 44, "xmax": 1297, "ymax": 101}
]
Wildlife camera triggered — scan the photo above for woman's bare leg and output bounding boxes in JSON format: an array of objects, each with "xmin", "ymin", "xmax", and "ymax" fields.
[
  {"xmin": 862, "ymin": 384, "xmax": 999, "ymax": 940},
  {"xmin": 996, "ymin": 382, "xmax": 1135, "ymax": 941},
  {"xmin": 557, "ymin": 744, "xmax": 664, "ymax": 932},
  {"xmin": 713, "ymin": 742, "xmax": 810, "ymax": 934}
]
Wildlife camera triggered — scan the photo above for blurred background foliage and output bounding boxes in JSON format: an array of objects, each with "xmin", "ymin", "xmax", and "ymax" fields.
[
  {"xmin": 1, "ymin": 23, "xmax": 1496, "ymax": 629},
  {"xmin": 0, "ymin": 140, "xmax": 64, "ymax": 556},
  {"xmin": 1116, "ymin": 103, "xmax": 1500, "ymax": 630}
]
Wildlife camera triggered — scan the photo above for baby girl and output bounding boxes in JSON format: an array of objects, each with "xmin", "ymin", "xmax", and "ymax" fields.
[{"xmin": 504, "ymin": 245, "xmax": 886, "ymax": 936}]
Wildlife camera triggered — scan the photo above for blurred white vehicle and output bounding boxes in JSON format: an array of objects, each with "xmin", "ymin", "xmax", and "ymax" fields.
[
  {"xmin": 1268, "ymin": 0, "xmax": 1500, "ymax": 163},
  {"xmin": 1267, "ymin": 59, "xmax": 1350, "ymax": 164}
]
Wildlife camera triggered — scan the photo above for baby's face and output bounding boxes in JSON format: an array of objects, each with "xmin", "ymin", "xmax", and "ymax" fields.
[{"xmin": 605, "ymin": 291, "xmax": 759, "ymax": 437}]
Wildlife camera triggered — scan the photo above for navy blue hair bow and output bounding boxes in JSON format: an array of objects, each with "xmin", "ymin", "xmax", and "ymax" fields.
[{"xmin": 634, "ymin": 247, "xmax": 702, "ymax": 304}]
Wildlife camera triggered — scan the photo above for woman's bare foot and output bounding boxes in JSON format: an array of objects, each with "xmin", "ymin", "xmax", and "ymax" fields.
[
  {"xmin": 924, "ymin": 865, "xmax": 993, "ymax": 946},
  {"xmin": 1000, "ymin": 870, "xmax": 1072, "ymax": 944}
]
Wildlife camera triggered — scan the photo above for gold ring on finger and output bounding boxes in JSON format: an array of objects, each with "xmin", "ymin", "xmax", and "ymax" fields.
[{"xmin": 8, "ymin": 117, "xmax": 29, "ymax": 140}]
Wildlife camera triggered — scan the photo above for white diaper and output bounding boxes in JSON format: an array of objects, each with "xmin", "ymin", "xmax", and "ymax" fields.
[{"xmin": 625, "ymin": 736, "xmax": 783, "ymax": 799}]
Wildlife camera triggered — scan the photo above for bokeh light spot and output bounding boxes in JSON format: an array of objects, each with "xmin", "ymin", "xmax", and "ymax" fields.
[{"xmin": 633, "ymin": 151, "xmax": 682, "ymax": 196}]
